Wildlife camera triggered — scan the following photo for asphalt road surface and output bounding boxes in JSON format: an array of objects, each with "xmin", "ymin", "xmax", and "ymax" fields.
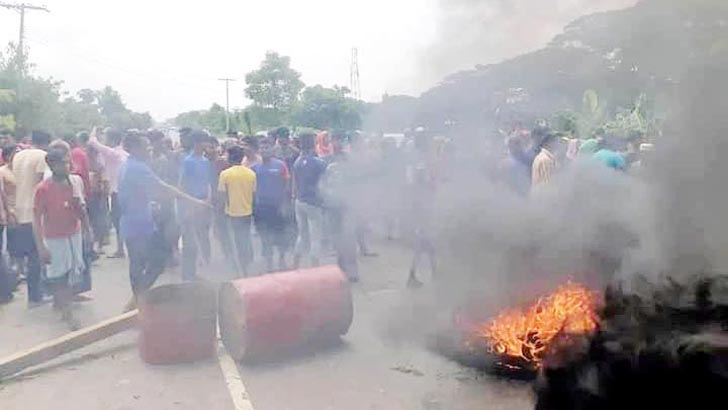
[{"xmin": 0, "ymin": 236, "xmax": 533, "ymax": 410}]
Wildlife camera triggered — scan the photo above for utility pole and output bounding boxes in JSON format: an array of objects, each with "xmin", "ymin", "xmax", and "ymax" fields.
[
  {"xmin": 0, "ymin": 2, "xmax": 50, "ymax": 75},
  {"xmin": 218, "ymin": 78, "xmax": 235, "ymax": 133},
  {"xmin": 1, "ymin": 1, "xmax": 49, "ymax": 126}
]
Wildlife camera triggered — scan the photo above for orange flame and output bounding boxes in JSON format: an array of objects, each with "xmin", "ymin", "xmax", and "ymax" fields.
[{"xmin": 465, "ymin": 282, "xmax": 600, "ymax": 367}]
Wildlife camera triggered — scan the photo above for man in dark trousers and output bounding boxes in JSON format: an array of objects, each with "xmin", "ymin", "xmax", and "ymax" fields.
[
  {"xmin": 118, "ymin": 132, "xmax": 209, "ymax": 311},
  {"xmin": 12, "ymin": 130, "xmax": 51, "ymax": 306},
  {"xmin": 179, "ymin": 130, "xmax": 212, "ymax": 281},
  {"xmin": 252, "ymin": 137, "xmax": 291, "ymax": 272},
  {"xmin": 292, "ymin": 133, "xmax": 327, "ymax": 268}
]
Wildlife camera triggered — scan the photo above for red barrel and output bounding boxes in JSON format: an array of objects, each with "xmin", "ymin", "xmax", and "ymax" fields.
[
  {"xmin": 219, "ymin": 265, "xmax": 353, "ymax": 360},
  {"xmin": 138, "ymin": 282, "xmax": 217, "ymax": 364}
]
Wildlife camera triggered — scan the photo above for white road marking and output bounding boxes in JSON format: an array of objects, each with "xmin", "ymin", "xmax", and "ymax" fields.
[{"xmin": 217, "ymin": 340, "xmax": 255, "ymax": 410}]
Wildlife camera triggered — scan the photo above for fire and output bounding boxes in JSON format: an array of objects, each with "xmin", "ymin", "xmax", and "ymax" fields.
[{"xmin": 465, "ymin": 282, "xmax": 600, "ymax": 368}]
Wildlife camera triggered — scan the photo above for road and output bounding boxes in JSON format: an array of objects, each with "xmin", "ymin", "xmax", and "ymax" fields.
[{"xmin": 0, "ymin": 236, "xmax": 533, "ymax": 410}]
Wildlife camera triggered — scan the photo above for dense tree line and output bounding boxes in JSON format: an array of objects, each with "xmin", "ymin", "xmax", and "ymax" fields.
[
  {"xmin": 365, "ymin": 0, "xmax": 728, "ymax": 139},
  {"xmin": 0, "ymin": 44, "xmax": 152, "ymax": 137},
  {"xmin": 174, "ymin": 51, "xmax": 367, "ymax": 135}
]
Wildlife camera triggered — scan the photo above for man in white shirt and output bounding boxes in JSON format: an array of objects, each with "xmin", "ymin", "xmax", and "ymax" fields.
[
  {"xmin": 88, "ymin": 128, "xmax": 128, "ymax": 258},
  {"xmin": 12, "ymin": 130, "xmax": 50, "ymax": 306}
]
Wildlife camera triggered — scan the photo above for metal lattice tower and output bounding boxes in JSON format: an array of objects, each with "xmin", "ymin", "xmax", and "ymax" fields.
[{"xmin": 350, "ymin": 47, "xmax": 361, "ymax": 100}]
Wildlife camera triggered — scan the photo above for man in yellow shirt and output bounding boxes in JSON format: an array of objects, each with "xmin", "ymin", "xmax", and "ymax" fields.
[{"xmin": 218, "ymin": 145, "xmax": 256, "ymax": 276}]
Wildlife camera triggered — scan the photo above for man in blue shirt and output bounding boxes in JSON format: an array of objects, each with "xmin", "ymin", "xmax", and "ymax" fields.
[
  {"xmin": 252, "ymin": 137, "xmax": 291, "ymax": 272},
  {"xmin": 292, "ymin": 133, "xmax": 327, "ymax": 268},
  {"xmin": 118, "ymin": 133, "xmax": 208, "ymax": 309},
  {"xmin": 179, "ymin": 130, "xmax": 212, "ymax": 281}
]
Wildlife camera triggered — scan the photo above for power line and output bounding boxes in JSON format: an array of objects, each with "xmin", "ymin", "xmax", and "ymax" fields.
[
  {"xmin": 0, "ymin": 2, "xmax": 49, "ymax": 75},
  {"xmin": 22, "ymin": 35, "xmax": 238, "ymax": 119},
  {"xmin": 24, "ymin": 35, "xmax": 214, "ymax": 91},
  {"xmin": 0, "ymin": 2, "xmax": 49, "ymax": 105},
  {"xmin": 218, "ymin": 78, "xmax": 236, "ymax": 132}
]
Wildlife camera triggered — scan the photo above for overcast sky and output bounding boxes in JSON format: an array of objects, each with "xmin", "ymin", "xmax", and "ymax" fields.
[{"xmin": 0, "ymin": 0, "xmax": 635, "ymax": 121}]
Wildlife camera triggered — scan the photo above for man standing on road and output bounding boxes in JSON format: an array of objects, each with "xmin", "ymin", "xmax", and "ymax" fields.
[
  {"xmin": 65, "ymin": 133, "xmax": 91, "ymax": 202},
  {"xmin": 32, "ymin": 147, "xmax": 92, "ymax": 329},
  {"xmin": 88, "ymin": 128, "xmax": 128, "ymax": 258},
  {"xmin": 207, "ymin": 136, "xmax": 233, "ymax": 264},
  {"xmin": 0, "ymin": 147, "xmax": 11, "ymax": 303},
  {"xmin": 320, "ymin": 133, "xmax": 359, "ymax": 282},
  {"xmin": 273, "ymin": 127, "xmax": 299, "ymax": 252},
  {"xmin": 273, "ymin": 127, "xmax": 300, "ymax": 171},
  {"xmin": 0, "ymin": 144, "xmax": 19, "ymax": 279},
  {"xmin": 241, "ymin": 136, "xmax": 262, "ymax": 168},
  {"xmin": 406, "ymin": 133, "xmax": 437, "ymax": 289},
  {"xmin": 218, "ymin": 146, "xmax": 256, "ymax": 276},
  {"xmin": 252, "ymin": 137, "xmax": 290, "ymax": 272},
  {"xmin": 13, "ymin": 130, "xmax": 51, "ymax": 306},
  {"xmin": 148, "ymin": 132, "xmax": 181, "ymax": 267},
  {"xmin": 531, "ymin": 130, "xmax": 559, "ymax": 190},
  {"xmin": 119, "ymin": 133, "xmax": 209, "ymax": 310},
  {"xmin": 179, "ymin": 130, "xmax": 212, "ymax": 281},
  {"xmin": 292, "ymin": 133, "xmax": 327, "ymax": 269}
]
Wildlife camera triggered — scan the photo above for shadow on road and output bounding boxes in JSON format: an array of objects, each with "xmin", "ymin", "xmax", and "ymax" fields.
[
  {"xmin": 238, "ymin": 336, "xmax": 352, "ymax": 370},
  {"xmin": 2, "ymin": 341, "xmax": 137, "ymax": 385}
]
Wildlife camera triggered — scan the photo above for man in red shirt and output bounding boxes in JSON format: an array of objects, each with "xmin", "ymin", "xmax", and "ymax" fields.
[
  {"xmin": 65, "ymin": 133, "xmax": 91, "ymax": 200},
  {"xmin": 33, "ymin": 147, "xmax": 92, "ymax": 329}
]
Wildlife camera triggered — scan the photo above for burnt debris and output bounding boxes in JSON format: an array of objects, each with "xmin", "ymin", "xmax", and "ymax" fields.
[{"xmin": 534, "ymin": 276, "xmax": 728, "ymax": 410}]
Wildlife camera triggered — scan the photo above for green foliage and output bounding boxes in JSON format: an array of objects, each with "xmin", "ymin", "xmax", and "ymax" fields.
[
  {"xmin": 0, "ymin": 88, "xmax": 16, "ymax": 131},
  {"xmin": 58, "ymin": 94, "xmax": 104, "ymax": 134},
  {"xmin": 175, "ymin": 82, "xmax": 366, "ymax": 136},
  {"xmin": 551, "ymin": 90, "xmax": 659, "ymax": 141},
  {"xmin": 174, "ymin": 103, "xmax": 226, "ymax": 132},
  {"xmin": 243, "ymin": 111, "xmax": 252, "ymax": 135},
  {"xmin": 387, "ymin": 0, "xmax": 725, "ymax": 136},
  {"xmin": 245, "ymin": 52, "xmax": 305, "ymax": 114},
  {"xmin": 293, "ymin": 85, "xmax": 364, "ymax": 130},
  {"xmin": 175, "ymin": 52, "xmax": 364, "ymax": 136},
  {"xmin": 602, "ymin": 93, "xmax": 658, "ymax": 139},
  {"xmin": 174, "ymin": 104, "xmax": 286, "ymax": 136},
  {"xmin": 0, "ymin": 44, "xmax": 153, "ymax": 136},
  {"xmin": 362, "ymin": 94, "xmax": 419, "ymax": 132}
]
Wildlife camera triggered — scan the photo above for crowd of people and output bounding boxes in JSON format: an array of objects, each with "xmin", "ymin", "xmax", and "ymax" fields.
[
  {"xmin": 499, "ymin": 126, "xmax": 653, "ymax": 196},
  {"xmin": 0, "ymin": 126, "xmax": 377, "ymax": 327},
  {"xmin": 0, "ymin": 123, "xmax": 652, "ymax": 329}
]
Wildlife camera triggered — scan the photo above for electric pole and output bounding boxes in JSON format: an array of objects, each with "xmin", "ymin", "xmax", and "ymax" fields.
[
  {"xmin": 218, "ymin": 78, "xmax": 235, "ymax": 133},
  {"xmin": 0, "ymin": 2, "xmax": 50, "ymax": 75}
]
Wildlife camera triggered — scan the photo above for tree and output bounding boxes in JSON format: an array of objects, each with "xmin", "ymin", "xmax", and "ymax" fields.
[
  {"xmin": 389, "ymin": 0, "xmax": 727, "ymax": 136},
  {"xmin": 174, "ymin": 103, "xmax": 228, "ymax": 134},
  {"xmin": 245, "ymin": 52, "xmax": 305, "ymax": 116},
  {"xmin": 0, "ymin": 88, "xmax": 15, "ymax": 131},
  {"xmin": 58, "ymin": 96, "xmax": 103, "ymax": 135},
  {"xmin": 362, "ymin": 94, "xmax": 419, "ymax": 132},
  {"xmin": 0, "ymin": 43, "xmax": 153, "ymax": 135},
  {"xmin": 77, "ymin": 88, "xmax": 96, "ymax": 104},
  {"xmin": 293, "ymin": 85, "xmax": 364, "ymax": 130}
]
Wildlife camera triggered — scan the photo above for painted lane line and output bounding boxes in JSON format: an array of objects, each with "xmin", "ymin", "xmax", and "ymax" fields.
[{"xmin": 217, "ymin": 340, "xmax": 254, "ymax": 410}]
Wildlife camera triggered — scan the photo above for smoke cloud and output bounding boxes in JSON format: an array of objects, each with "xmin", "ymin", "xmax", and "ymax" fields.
[
  {"xmin": 420, "ymin": 0, "xmax": 637, "ymax": 86},
  {"xmin": 348, "ymin": 1, "xmax": 728, "ymax": 343}
]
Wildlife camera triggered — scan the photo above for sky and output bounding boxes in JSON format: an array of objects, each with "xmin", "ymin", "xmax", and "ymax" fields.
[{"xmin": 0, "ymin": 0, "xmax": 635, "ymax": 121}]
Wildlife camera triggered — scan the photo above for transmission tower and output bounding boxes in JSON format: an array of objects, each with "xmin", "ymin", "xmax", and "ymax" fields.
[{"xmin": 350, "ymin": 47, "xmax": 361, "ymax": 100}]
